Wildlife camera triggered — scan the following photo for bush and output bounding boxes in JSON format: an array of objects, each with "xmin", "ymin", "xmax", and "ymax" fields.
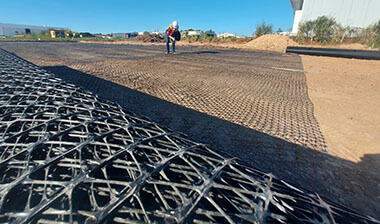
[
  {"xmin": 297, "ymin": 20, "xmax": 316, "ymax": 43},
  {"xmin": 187, "ymin": 35, "xmax": 198, "ymax": 42},
  {"xmin": 314, "ymin": 16, "xmax": 337, "ymax": 43},
  {"xmin": 360, "ymin": 20, "xmax": 380, "ymax": 47},
  {"xmin": 374, "ymin": 21, "xmax": 380, "ymax": 47},
  {"xmin": 296, "ymin": 17, "xmax": 380, "ymax": 47},
  {"xmin": 297, "ymin": 16, "xmax": 339, "ymax": 44},
  {"xmin": 254, "ymin": 21, "xmax": 273, "ymax": 37},
  {"xmin": 331, "ymin": 25, "xmax": 354, "ymax": 44}
]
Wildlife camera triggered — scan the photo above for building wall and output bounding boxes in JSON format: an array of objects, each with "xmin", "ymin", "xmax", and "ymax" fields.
[
  {"xmin": 0, "ymin": 23, "xmax": 50, "ymax": 37},
  {"xmin": 112, "ymin": 33, "xmax": 126, "ymax": 38},
  {"xmin": 292, "ymin": 0, "xmax": 380, "ymax": 34},
  {"xmin": 292, "ymin": 10, "xmax": 304, "ymax": 33}
]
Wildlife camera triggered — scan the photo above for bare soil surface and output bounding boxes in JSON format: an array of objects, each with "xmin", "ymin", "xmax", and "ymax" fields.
[
  {"xmin": 0, "ymin": 42, "xmax": 379, "ymax": 219},
  {"xmin": 303, "ymin": 55, "xmax": 380, "ymax": 170}
]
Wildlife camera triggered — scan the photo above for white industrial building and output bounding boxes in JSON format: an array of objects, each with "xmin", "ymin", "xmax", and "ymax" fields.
[
  {"xmin": 290, "ymin": 0, "xmax": 380, "ymax": 34},
  {"xmin": 0, "ymin": 22, "xmax": 62, "ymax": 37},
  {"xmin": 217, "ymin": 32, "xmax": 238, "ymax": 38}
]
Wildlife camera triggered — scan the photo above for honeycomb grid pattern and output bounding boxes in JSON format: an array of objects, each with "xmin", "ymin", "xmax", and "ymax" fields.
[{"xmin": 0, "ymin": 48, "xmax": 377, "ymax": 223}]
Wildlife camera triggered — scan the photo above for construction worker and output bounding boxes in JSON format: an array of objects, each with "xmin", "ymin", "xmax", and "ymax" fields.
[{"xmin": 165, "ymin": 21, "xmax": 179, "ymax": 54}]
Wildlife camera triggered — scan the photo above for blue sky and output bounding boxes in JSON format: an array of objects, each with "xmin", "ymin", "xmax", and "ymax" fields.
[{"xmin": 0, "ymin": 0, "xmax": 295, "ymax": 36}]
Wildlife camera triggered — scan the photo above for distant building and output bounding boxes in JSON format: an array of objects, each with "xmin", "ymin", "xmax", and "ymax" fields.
[
  {"xmin": 204, "ymin": 30, "xmax": 217, "ymax": 38},
  {"xmin": 217, "ymin": 32, "xmax": 238, "ymax": 38},
  {"xmin": 0, "ymin": 22, "xmax": 65, "ymax": 37},
  {"xmin": 181, "ymin": 30, "xmax": 217, "ymax": 39},
  {"xmin": 187, "ymin": 30, "xmax": 201, "ymax": 36},
  {"xmin": 97, "ymin": 34, "xmax": 112, "ymax": 39},
  {"xmin": 180, "ymin": 30, "xmax": 201, "ymax": 39},
  {"xmin": 290, "ymin": 0, "xmax": 380, "ymax": 34},
  {"xmin": 79, "ymin": 32, "xmax": 95, "ymax": 38},
  {"xmin": 111, "ymin": 33, "xmax": 125, "ymax": 38},
  {"xmin": 112, "ymin": 32, "xmax": 138, "ymax": 38},
  {"xmin": 126, "ymin": 32, "xmax": 138, "ymax": 38},
  {"xmin": 94, "ymin": 33, "xmax": 112, "ymax": 39},
  {"xmin": 49, "ymin": 29, "xmax": 66, "ymax": 38}
]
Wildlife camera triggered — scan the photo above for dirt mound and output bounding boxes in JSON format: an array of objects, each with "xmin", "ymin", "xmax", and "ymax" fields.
[
  {"xmin": 134, "ymin": 34, "xmax": 165, "ymax": 43},
  {"xmin": 243, "ymin": 34, "xmax": 299, "ymax": 53}
]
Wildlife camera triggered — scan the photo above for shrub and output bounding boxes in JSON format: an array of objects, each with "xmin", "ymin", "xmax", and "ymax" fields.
[
  {"xmin": 355, "ymin": 21, "xmax": 380, "ymax": 47},
  {"xmin": 297, "ymin": 17, "xmax": 380, "ymax": 47},
  {"xmin": 297, "ymin": 20, "xmax": 316, "ymax": 43},
  {"xmin": 331, "ymin": 25, "xmax": 352, "ymax": 44},
  {"xmin": 254, "ymin": 21, "xmax": 273, "ymax": 37},
  {"xmin": 314, "ymin": 16, "xmax": 337, "ymax": 43},
  {"xmin": 364, "ymin": 20, "xmax": 380, "ymax": 47},
  {"xmin": 375, "ymin": 21, "xmax": 380, "ymax": 47},
  {"xmin": 297, "ymin": 16, "xmax": 342, "ymax": 44},
  {"xmin": 189, "ymin": 35, "xmax": 198, "ymax": 42}
]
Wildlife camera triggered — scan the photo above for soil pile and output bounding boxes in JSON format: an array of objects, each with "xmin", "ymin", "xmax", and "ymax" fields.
[
  {"xmin": 244, "ymin": 34, "xmax": 299, "ymax": 53},
  {"xmin": 134, "ymin": 34, "xmax": 164, "ymax": 43}
]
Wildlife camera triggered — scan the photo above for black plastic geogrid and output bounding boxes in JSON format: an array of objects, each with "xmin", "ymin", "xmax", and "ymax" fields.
[{"xmin": 0, "ymin": 48, "xmax": 378, "ymax": 223}]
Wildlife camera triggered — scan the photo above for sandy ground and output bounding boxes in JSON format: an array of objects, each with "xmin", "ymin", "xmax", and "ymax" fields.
[{"xmin": 303, "ymin": 55, "xmax": 380, "ymax": 165}]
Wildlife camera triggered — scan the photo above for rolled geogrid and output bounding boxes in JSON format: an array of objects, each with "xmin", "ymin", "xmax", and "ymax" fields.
[{"xmin": 0, "ymin": 48, "xmax": 377, "ymax": 223}]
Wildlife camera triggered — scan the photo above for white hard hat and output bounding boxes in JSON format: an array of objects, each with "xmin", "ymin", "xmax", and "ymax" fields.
[{"xmin": 172, "ymin": 21, "xmax": 179, "ymax": 29}]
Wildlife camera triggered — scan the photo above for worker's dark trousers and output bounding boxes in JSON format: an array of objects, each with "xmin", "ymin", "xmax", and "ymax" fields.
[{"xmin": 165, "ymin": 33, "xmax": 175, "ymax": 53}]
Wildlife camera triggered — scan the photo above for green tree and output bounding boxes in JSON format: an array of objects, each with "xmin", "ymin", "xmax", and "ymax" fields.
[{"xmin": 254, "ymin": 21, "xmax": 273, "ymax": 37}]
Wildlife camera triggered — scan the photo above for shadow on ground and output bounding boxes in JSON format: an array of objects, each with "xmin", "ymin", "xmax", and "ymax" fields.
[{"xmin": 43, "ymin": 65, "xmax": 380, "ymax": 219}]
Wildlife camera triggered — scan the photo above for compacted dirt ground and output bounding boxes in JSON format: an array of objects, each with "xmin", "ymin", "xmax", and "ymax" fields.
[
  {"xmin": 0, "ymin": 42, "xmax": 379, "ymax": 219},
  {"xmin": 303, "ymin": 55, "xmax": 380, "ymax": 183}
]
